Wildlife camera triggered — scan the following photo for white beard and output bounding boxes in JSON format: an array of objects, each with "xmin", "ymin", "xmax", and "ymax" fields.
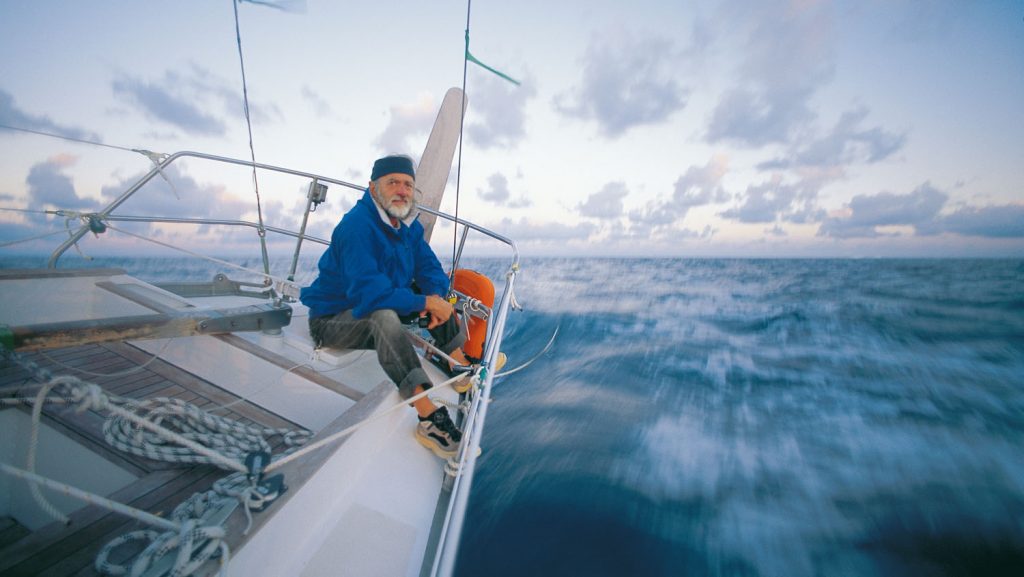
[
  {"xmin": 372, "ymin": 188, "xmax": 414, "ymax": 221},
  {"xmin": 384, "ymin": 199, "xmax": 413, "ymax": 220}
]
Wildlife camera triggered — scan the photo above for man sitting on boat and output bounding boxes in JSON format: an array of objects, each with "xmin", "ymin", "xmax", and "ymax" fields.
[{"xmin": 300, "ymin": 154, "xmax": 470, "ymax": 459}]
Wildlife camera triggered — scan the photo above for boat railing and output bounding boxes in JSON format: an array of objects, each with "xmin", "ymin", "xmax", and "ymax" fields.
[
  {"xmin": 41, "ymin": 149, "xmax": 519, "ymax": 577},
  {"xmin": 46, "ymin": 149, "xmax": 519, "ymax": 280}
]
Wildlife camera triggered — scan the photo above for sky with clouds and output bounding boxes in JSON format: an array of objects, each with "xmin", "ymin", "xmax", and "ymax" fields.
[{"xmin": 1, "ymin": 0, "xmax": 1022, "ymax": 260}]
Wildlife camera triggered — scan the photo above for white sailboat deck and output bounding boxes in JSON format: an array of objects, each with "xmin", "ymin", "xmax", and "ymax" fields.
[{"xmin": 0, "ymin": 267, "xmax": 462, "ymax": 576}]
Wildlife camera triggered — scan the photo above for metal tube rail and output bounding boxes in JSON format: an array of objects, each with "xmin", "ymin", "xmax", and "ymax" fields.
[
  {"xmin": 46, "ymin": 150, "xmax": 521, "ymax": 271},
  {"xmin": 99, "ymin": 215, "xmax": 330, "ymax": 246},
  {"xmin": 99, "ymin": 209, "xmax": 519, "ymax": 267},
  {"xmin": 289, "ymin": 179, "xmax": 321, "ymax": 280},
  {"xmin": 430, "ymin": 265, "xmax": 518, "ymax": 577},
  {"xmin": 47, "ymin": 151, "xmax": 365, "ymax": 267},
  {"xmin": 417, "ymin": 205, "xmax": 520, "ymax": 265},
  {"xmin": 453, "ymin": 223, "xmax": 471, "ymax": 274}
]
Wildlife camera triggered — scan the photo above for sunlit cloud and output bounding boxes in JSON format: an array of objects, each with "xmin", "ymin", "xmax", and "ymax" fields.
[{"xmin": 25, "ymin": 155, "xmax": 100, "ymax": 222}]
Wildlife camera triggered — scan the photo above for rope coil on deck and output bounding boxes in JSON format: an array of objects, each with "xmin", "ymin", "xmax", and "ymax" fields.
[
  {"xmin": 0, "ymin": 343, "xmax": 311, "ymax": 576},
  {"xmin": 103, "ymin": 395, "xmax": 310, "ymax": 467},
  {"xmin": 95, "ymin": 518, "xmax": 229, "ymax": 577}
]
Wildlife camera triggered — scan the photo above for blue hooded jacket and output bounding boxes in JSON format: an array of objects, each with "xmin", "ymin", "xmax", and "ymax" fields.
[{"xmin": 301, "ymin": 190, "xmax": 449, "ymax": 319}]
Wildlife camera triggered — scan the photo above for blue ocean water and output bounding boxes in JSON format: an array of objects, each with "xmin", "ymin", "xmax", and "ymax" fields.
[
  {"xmin": 3, "ymin": 256, "xmax": 1022, "ymax": 576},
  {"xmin": 452, "ymin": 258, "xmax": 1024, "ymax": 577}
]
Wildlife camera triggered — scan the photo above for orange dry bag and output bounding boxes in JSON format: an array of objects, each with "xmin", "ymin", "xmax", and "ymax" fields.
[{"xmin": 452, "ymin": 268, "xmax": 495, "ymax": 362}]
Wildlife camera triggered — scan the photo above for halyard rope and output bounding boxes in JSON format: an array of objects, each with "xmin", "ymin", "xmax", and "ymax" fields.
[
  {"xmin": 264, "ymin": 369, "xmax": 468, "ymax": 473},
  {"xmin": 27, "ymin": 378, "xmax": 75, "ymax": 524}
]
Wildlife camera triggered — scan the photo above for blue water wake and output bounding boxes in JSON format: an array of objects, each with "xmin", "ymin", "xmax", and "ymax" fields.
[{"xmin": 455, "ymin": 258, "xmax": 1024, "ymax": 577}]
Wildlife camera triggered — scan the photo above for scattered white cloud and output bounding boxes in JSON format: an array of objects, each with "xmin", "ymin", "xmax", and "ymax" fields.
[
  {"xmin": 759, "ymin": 107, "xmax": 906, "ymax": 170},
  {"xmin": 494, "ymin": 217, "xmax": 596, "ymax": 243},
  {"xmin": 721, "ymin": 175, "xmax": 820, "ymax": 225},
  {"xmin": 375, "ymin": 93, "xmax": 436, "ymax": 155},
  {"xmin": 672, "ymin": 154, "xmax": 731, "ymax": 211},
  {"xmin": 477, "ymin": 172, "xmax": 531, "ymax": 208},
  {"xmin": 579, "ymin": 182, "xmax": 628, "ymax": 220},
  {"xmin": 936, "ymin": 204, "xmax": 1024, "ymax": 238},
  {"xmin": 111, "ymin": 64, "xmax": 282, "ymax": 137},
  {"xmin": 466, "ymin": 72, "xmax": 535, "ymax": 150},
  {"xmin": 99, "ymin": 164, "xmax": 252, "ymax": 224},
  {"xmin": 301, "ymin": 85, "xmax": 332, "ymax": 118},
  {"xmin": 479, "ymin": 172, "xmax": 510, "ymax": 203},
  {"xmin": 24, "ymin": 155, "xmax": 99, "ymax": 225},
  {"xmin": 706, "ymin": 1, "xmax": 835, "ymax": 147},
  {"xmin": 818, "ymin": 183, "xmax": 947, "ymax": 238},
  {"xmin": 629, "ymin": 155, "xmax": 731, "ymax": 228},
  {"xmin": 0, "ymin": 1, "xmax": 1020, "ymax": 257},
  {"xmin": 113, "ymin": 75, "xmax": 227, "ymax": 136},
  {"xmin": 555, "ymin": 29, "xmax": 690, "ymax": 138}
]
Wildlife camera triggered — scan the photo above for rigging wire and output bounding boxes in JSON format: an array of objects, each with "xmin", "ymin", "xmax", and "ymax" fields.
[
  {"xmin": 0, "ymin": 227, "xmax": 70, "ymax": 248},
  {"xmin": 0, "ymin": 123, "xmax": 181, "ymax": 200},
  {"xmin": 231, "ymin": 0, "xmax": 270, "ymax": 275},
  {"xmin": 449, "ymin": 0, "xmax": 473, "ymax": 293},
  {"xmin": 0, "ymin": 122, "xmax": 135, "ymax": 153}
]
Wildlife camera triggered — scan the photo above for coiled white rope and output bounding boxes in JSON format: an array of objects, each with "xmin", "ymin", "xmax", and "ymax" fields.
[
  {"xmin": 0, "ymin": 344, "xmax": 311, "ymax": 576},
  {"xmin": 1, "ymin": 457, "xmax": 232, "ymax": 577},
  {"xmin": 95, "ymin": 501, "xmax": 231, "ymax": 577},
  {"xmin": 103, "ymin": 395, "xmax": 309, "ymax": 467}
]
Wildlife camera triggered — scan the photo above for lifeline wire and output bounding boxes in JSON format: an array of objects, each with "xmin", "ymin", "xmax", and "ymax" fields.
[{"xmin": 103, "ymin": 223, "xmax": 291, "ymax": 289}]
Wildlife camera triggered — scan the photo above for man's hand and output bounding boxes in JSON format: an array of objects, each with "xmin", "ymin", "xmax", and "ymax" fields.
[{"xmin": 422, "ymin": 295, "xmax": 453, "ymax": 329}]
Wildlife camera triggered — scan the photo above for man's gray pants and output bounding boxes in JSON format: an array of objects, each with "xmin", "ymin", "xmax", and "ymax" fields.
[{"xmin": 309, "ymin": 309, "xmax": 466, "ymax": 400}]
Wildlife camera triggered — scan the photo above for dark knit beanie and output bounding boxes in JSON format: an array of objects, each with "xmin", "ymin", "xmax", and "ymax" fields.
[{"xmin": 371, "ymin": 155, "xmax": 415, "ymax": 181}]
